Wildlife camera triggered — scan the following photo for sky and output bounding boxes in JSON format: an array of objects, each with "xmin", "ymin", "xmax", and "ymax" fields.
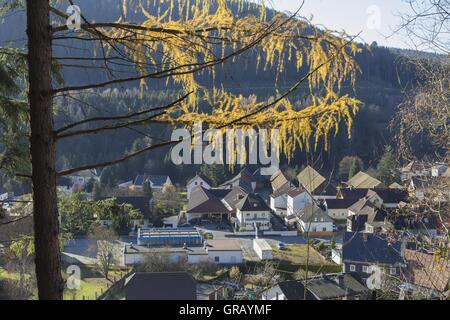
[{"xmin": 262, "ymin": 0, "xmax": 414, "ymax": 49}]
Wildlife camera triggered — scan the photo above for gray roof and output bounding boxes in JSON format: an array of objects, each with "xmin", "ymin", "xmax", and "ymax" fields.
[
  {"xmin": 222, "ymin": 186, "xmax": 249, "ymax": 209},
  {"xmin": 133, "ymin": 174, "xmax": 170, "ymax": 187},
  {"xmin": 342, "ymin": 232, "xmax": 406, "ymax": 266},
  {"xmin": 124, "ymin": 272, "xmax": 197, "ymax": 300},
  {"xmin": 115, "ymin": 196, "xmax": 151, "ymax": 219},
  {"xmin": 273, "ymin": 274, "xmax": 364, "ymax": 300},
  {"xmin": 297, "ymin": 166, "xmax": 326, "ymax": 194},
  {"xmin": 187, "ymin": 186, "xmax": 230, "ymax": 214},
  {"xmin": 124, "ymin": 244, "xmax": 206, "ymax": 255},
  {"xmin": 235, "ymin": 193, "xmax": 270, "ymax": 212},
  {"xmin": 325, "ymin": 198, "xmax": 359, "ymax": 209},
  {"xmin": 297, "ymin": 203, "xmax": 333, "ymax": 223},
  {"xmin": 307, "ymin": 278, "xmax": 347, "ymax": 299},
  {"xmin": 187, "ymin": 174, "xmax": 213, "ymax": 187},
  {"xmin": 147, "ymin": 175, "xmax": 169, "ymax": 187}
]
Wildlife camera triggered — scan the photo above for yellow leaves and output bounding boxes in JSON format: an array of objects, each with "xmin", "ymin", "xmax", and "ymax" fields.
[{"xmin": 94, "ymin": 0, "xmax": 361, "ymax": 161}]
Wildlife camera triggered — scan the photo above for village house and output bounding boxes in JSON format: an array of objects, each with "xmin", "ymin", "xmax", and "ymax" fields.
[
  {"xmin": 341, "ymin": 232, "xmax": 407, "ymax": 282},
  {"xmin": 400, "ymin": 161, "xmax": 431, "ymax": 182},
  {"xmin": 124, "ymin": 272, "xmax": 197, "ymax": 300},
  {"xmin": 323, "ymin": 198, "xmax": 359, "ymax": 221},
  {"xmin": 286, "ymin": 187, "xmax": 313, "ymax": 218},
  {"xmin": 345, "ymin": 171, "xmax": 384, "ymax": 189},
  {"xmin": 120, "ymin": 174, "xmax": 173, "ymax": 192},
  {"xmin": 221, "ymin": 186, "xmax": 248, "ymax": 212},
  {"xmin": 68, "ymin": 169, "xmax": 101, "ymax": 190},
  {"xmin": 96, "ymin": 196, "xmax": 150, "ymax": 230},
  {"xmin": 220, "ymin": 167, "xmax": 256, "ymax": 192},
  {"xmin": 389, "ymin": 214, "xmax": 439, "ymax": 237},
  {"xmin": 295, "ymin": 203, "xmax": 334, "ymax": 234},
  {"xmin": 124, "ymin": 229, "xmax": 243, "ymax": 266},
  {"xmin": 402, "ymin": 249, "xmax": 450, "ymax": 299},
  {"xmin": 186, "ymin": 174, "xmax": 212, "ymax": 198},
  {"xmin": 235, "ymin": 193, "xmax": 272, "ymax": 231},
  {"xmin": 297, "ymin": 166, "xmax": 336, "ymax": 199},
  {"xmin": 346, "ymin": 197, "xmax": 387, "ymax": 233},
  {"xmin": 57, "ymin": 176, "xmax": 75, "ymax": 194},
  {"xmin": 269, "ymin": 170, "xmax": 293, "ymax": 216},
  {"xmin": 261, "ymin": 273, "xmax": 369, "ymax": 300},
  {"xmin": 337, "ymin": 187, "xmax": 409, "ymax": 209},
  {"xmin": 186, "ymin": 186, "xmax": 231, "ymax": 222},
  {"xmin": 407, "ymin": 176, "xmax": 450, "ymax": 201}
]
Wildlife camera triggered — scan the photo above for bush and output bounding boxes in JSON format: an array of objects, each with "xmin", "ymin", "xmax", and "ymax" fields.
[
  {"xmin": 229, "ymin": 266, "xmax": 242, "ymax": 283},
  {"xmin": 203, "ymin": 232, "xmax": 213, "ymax": 240}
]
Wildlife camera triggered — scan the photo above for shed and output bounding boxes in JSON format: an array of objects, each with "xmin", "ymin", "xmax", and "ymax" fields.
[{"xmin": 253, "ymin": 238, "xmax": 273, "ymax": 260}]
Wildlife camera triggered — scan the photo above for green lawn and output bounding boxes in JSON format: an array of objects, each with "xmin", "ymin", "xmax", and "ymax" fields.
[
  {"xmin": 272, "ymin": 244, "xmax": 330, "ymax": 265},
  {"xmin": 271, "ymin": 244, "xmax": 342, "ymax": 275},
  {"xmin": 1, "ymin": 265, "xmax": 127, "ymax": 300},
  {"xmin": 63, "ymin": 266, "xmax": 126, "ymax": 300}
]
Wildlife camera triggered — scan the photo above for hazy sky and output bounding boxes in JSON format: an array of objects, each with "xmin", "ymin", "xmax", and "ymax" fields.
[{"xmin": 263, "ymin": 0, "xmax": 413, "ymax": 49}]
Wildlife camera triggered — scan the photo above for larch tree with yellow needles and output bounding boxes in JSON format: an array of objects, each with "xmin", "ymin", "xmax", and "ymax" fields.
[{"xmin": 23, "ymin": 0, "xmax": 361, "ymax": 299}]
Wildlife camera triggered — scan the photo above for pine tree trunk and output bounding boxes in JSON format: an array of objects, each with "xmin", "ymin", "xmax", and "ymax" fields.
[{"xmin": 26, "ymin": 0, "xmax": 63, "ymax": 300}]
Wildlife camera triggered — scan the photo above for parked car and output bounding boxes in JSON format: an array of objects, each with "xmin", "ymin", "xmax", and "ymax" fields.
[{"xmin": 277, "ymin": 242, "xmax": 287, "ymax": 250}]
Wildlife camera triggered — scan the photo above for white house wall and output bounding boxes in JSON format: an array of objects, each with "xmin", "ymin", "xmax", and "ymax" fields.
[{"xmin": 287, "ymin": 193, "xmax": 312, "ymax": 216}]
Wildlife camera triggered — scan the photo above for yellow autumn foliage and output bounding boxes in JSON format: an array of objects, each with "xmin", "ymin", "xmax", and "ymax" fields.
[{"xmin": 59, "ymin": 0, "xmax": 362, "ymax": 157}]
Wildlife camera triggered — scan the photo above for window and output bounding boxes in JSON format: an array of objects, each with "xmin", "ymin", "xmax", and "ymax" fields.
[
  {"xmin": 350, "ymin": 264, "xmax": 356, "ymax": 272},
  {"xmin": 362, "ymin": 266, "xmax": 369, "ymax": 273},
  {"xmin": 390, "ymin": 268, "xmax": 396, "ymax": 275},
  {"xmin": 200, "ymin": 182, "xmax": 203, "ymax": 185},
  {"xmin": 322, "ymin": 227, "xmax": 327, "ymax": 232},
  {"xmin": 214, "ymin": 256, "xmax": 220, "ymax": 263},
  {"xmin": 195, "ymin": 182, "xmax": 198, "ymax": 185}
]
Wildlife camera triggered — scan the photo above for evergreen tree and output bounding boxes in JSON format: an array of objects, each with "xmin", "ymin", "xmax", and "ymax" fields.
[
  {"xmin": 377, "ymin": 145, "xmax": 399, "ymax": 185},
  {"xmin": 200, "ymin": 164, "xmax": 226, "ymax": 186},
  {"xmin": 348, "ymin": 158, "xmax": 361, "ymax": 180}
]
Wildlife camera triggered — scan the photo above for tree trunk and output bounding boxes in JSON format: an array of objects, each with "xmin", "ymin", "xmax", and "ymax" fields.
[{"xmin": 26, "ymin": 0, "xmax": 63, "ymax": 300}]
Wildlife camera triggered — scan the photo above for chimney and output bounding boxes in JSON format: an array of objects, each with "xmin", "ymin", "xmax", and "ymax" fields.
[{"xmin": 362, "ymin": 232, "xmax": 369, "ymax": 241}]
